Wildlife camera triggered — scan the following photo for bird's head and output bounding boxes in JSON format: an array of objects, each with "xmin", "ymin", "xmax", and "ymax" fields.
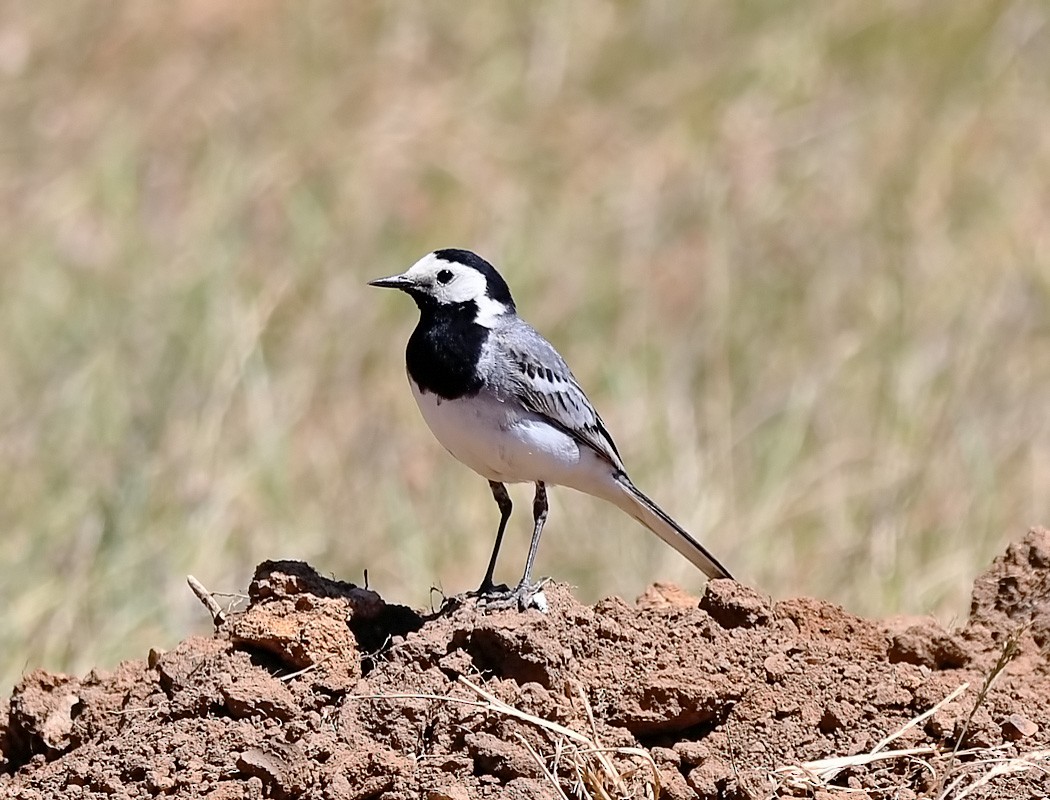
[{"xmin": 369, "ymin": 249, "xmax": 516, "ymax": 326}]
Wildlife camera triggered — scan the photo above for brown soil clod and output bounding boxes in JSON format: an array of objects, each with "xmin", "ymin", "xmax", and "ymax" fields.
[{"xmin": 3, "ymin": 529, "xmax": 1050, "ymax": 798}]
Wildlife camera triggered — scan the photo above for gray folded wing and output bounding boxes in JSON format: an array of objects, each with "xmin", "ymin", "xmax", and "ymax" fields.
[{"xmin": 492, "ymin": 322, "xmax": 625, "ymax": 471}]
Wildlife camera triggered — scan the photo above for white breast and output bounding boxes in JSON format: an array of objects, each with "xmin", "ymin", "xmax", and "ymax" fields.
[{"xmin": 410, "ymin": 381, "xmax": 614, "ymax": 495}]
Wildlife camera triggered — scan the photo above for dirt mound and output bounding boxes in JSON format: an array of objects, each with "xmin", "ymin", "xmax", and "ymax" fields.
[{"xmin": 3, "ymin": 530, "xmax": 1049, "ymax": 799}]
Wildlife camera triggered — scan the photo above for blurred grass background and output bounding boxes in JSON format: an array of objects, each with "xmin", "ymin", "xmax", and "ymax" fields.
[{"xmin": 2, "ymin": 1, "xmax": 1049, "ymax": 692}]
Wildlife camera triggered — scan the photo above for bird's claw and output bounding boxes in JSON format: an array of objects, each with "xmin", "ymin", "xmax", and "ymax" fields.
[
  {"xmin": 474, "ymin": 579, "xmax": 548, "ymax": 613},
  {"xmin": 471, "ymin": 580, "xmax": 510, "ymax": 598}
]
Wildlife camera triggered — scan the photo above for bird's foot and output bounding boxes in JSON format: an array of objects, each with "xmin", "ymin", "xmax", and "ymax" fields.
[
  {"xmin": 470, "ymin": 579, "xmax": 510, "ymax": 598},
  {"xmin": 475, "ymin": 579, "xmax": 549, "ymax": 613}
]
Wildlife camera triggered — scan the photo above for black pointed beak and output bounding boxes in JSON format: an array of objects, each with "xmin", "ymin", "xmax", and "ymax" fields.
[{"xmin": 368, "ymin": 274, "xmax": 411, "ymax": 290}]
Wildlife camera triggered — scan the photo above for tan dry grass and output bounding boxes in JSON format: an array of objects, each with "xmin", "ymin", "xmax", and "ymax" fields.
[{"xmin": 1, "ymin": 2, "xmax": 1050, "ymax": 688}]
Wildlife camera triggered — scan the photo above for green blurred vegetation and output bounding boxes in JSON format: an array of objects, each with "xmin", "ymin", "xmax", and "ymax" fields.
[{"xmin": 1, "ymin": 1, "xmax": 1049, "ymax": 691}]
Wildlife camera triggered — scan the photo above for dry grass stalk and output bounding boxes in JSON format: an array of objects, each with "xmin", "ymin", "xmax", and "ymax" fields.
[
  {"xmin": 872, "ymin": 683, "xmax": 970, "ymax": 754},
  {"xmin": 944, "ymin": 749, "xmax": 1050, "ymax": 800},
  {"xmin": 937, "ymin": 625, "xmax": 1027, "ymax": 798},
  {"xmin": 772, "ymin": 681, "xmax": 970, "ymax": 792},
  {"xmin": 347, "ymin": 678, "xmax": 659, "ymax": 798},
  {"xmin": 460, "ymin": 677, "xmax": 660, "ymax": 799},
  {"xmin": 186, "ymin": 575, "xmax": 227, "ymax": 628},
  {"xmin": 517, "ymin": 732, "xmax": 571, "ymax": 800},
  {"xmin": 773, "ymin": 642, "xmax": 1047, "ymax": 800},
  {"xmin": 775, "ymin": 746, "xmax": 940, "ymax": 790}
]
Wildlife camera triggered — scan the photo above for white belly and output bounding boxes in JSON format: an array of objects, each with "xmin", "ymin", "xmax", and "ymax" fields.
[{"xmin": 410, "ymin": 382, "xmax": 612, "ymax": 492}]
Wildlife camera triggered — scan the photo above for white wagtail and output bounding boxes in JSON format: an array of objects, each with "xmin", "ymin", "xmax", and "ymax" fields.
[{"xmin": 370, "ymin": 249, "xmax": 732, "ymax": 609}]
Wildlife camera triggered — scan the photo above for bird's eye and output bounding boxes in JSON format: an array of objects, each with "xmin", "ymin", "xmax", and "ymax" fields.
[{"xmin": 436, "ymin": 269, "xmax": 454, "ymax": 284}]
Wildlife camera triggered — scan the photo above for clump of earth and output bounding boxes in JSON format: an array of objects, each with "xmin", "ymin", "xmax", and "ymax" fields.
[{"xmin": 3, "ymin": 529, "xmax": 1049, "ymax": 799}]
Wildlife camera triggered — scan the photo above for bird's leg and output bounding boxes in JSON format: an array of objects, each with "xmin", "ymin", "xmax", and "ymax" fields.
[
  {"xmin": 478, "ymin": 482, "xmax": 550, "ymax": 612},
  {"xmin": 476, "ymin": 480, "xmax": 512, "ymax": 595},
  {"xmin": 517, "ymin": 481, "xmax": 548, "ymax": 592}
]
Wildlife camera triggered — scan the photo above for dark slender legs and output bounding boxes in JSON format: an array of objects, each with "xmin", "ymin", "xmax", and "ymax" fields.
[
  {"xmin": 476, "ymin": 481, "xmax": 549, "ymax": 610},
  {"xmin": 479, "ymin": 481, "xmax": 512, "ymax": 593},
  {"xmin": 519, "ymin": 482, "xmax": 547, "ymax": 590}
]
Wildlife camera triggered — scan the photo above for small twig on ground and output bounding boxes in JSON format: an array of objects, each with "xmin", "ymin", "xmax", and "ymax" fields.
[
  {"xmin": 872, "ymin": 682, "xmax": 970, "ymax": 754},
  {"xmin": 278, "ymin": 654, "xmax": 334, "ymax": 682},
  {"xmin": 187, "ymin": 574, "xmax": 227, "ymax": 628}
]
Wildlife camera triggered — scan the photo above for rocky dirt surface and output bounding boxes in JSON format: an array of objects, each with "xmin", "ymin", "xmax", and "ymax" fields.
[{"xmin": 2, "ymin": 529, "xmax": 1049, "ymax": 800}]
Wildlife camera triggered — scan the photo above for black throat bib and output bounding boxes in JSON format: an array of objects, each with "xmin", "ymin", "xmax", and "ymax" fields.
[{"xmin": 406, "ymin": 300, "xmax": 487, "ymax": 400}]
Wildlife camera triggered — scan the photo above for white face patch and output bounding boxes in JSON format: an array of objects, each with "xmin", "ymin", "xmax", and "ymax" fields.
[
  {"xmin": 399, "ymin": 252, "xmax": 510, "ymax": 328},
  {"xmin": 473, "ymin": 296, "xmax": 507, "ymax": 328}
]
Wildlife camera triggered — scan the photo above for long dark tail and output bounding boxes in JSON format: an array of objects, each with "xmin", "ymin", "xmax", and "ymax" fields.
[{"xmin": 610, "ymin": 473, "xmax": 732, "ymax": 580}]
